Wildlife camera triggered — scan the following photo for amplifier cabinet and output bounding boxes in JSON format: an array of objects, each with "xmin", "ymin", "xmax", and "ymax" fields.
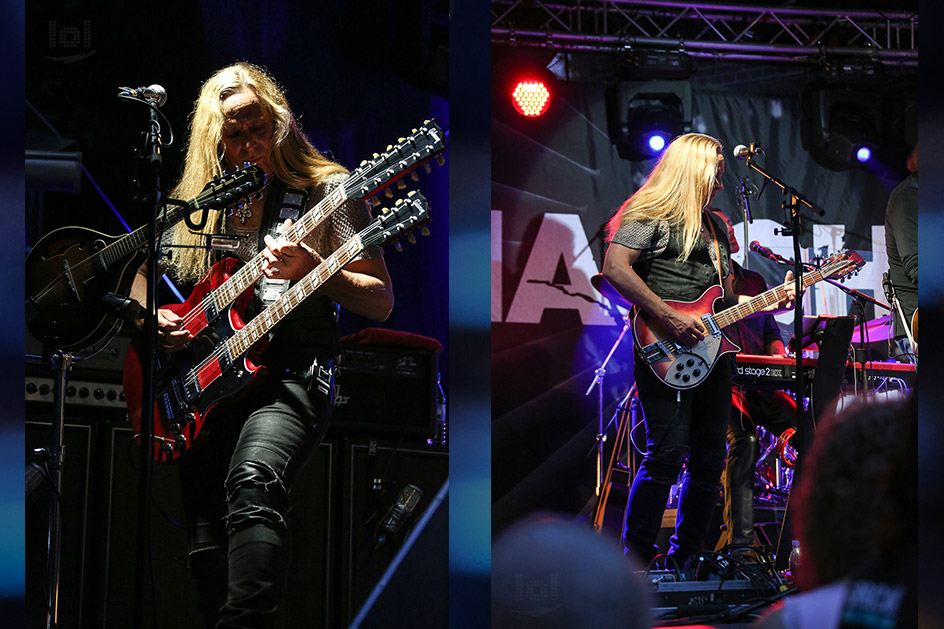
[
  {"xmin": 338, "ymin": 440, "xmax": 448, "ymax": 626},
  {"xmin": 331, "ymin": 344, "xmax": 438, "ymax": 440}
]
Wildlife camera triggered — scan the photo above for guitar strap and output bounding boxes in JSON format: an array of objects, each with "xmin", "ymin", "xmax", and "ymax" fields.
[
  {"xmin": 256, "ymin": 181, "xmax": 310, "ymax": 307},
  {"xmin": 703, "ymin": 211, "xmax": 724, "ymax": 284}
]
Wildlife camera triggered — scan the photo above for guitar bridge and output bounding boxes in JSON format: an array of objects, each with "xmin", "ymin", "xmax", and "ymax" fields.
[{"xmin": 640, "ymin": 340, "xmax": 678, "ymax": 365}]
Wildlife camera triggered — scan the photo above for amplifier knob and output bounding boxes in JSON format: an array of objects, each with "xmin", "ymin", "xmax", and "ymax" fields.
[
  {"xmin": 66, "ymin": 386, "xmax": 76, "ymax": 397},
  {"xmin": 39, "ymin": 384, "xmax": 51, "ymax": 396},
  {"xmin": 78, "ymin": 387, "xmax": 89, "ymax": 399},
  {"xmin": 106, "ymin": 389, "xmax": 117, "ymax": 401},
  {"xmin": 26, "ymin": 382, "xmax": 38, "ymax": 394},
  {"xmin": 94, "ymin": 388, "xmax": 105, "ymax": 400}
]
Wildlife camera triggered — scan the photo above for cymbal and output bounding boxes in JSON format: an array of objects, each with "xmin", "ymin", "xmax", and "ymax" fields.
[
  {"xmin": 591, "ymin": 273, "xmax": 632, "ymax": 309},
  {"xmin": 850, "ymin": 315, "xmax": 894, "ymax": 344}
]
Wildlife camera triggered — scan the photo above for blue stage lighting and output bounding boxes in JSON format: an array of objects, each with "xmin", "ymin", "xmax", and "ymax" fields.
[
  {"xmin": 855, "ymin": 146, "xmax": 872, "ymax": 162},
  {"xmin": 647, "ymin": 134, "xmax": 666, "ymax": 152}
]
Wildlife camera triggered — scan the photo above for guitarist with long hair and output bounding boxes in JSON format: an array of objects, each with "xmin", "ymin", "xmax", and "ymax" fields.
[
  {"xmin": 128, "ymin": 62, "xmax": 393, "ymax": 626},
  {"xmin": 601, "ymin": 133, "xmax": 796, "ymax": 571}
]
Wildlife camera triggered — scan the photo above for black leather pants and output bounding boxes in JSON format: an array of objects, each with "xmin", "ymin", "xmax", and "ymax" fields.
[{"xmin": 179, "ymin": 365, "xmax": 333, "ymax": 628}]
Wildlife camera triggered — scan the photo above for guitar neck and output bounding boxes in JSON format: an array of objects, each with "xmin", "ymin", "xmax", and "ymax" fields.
[
  {"xmin": 208, "ymin": 185, "xmax": 349, "ymax": 311},
  {"xmin": 713, "ymin": 267, "xmax": 827, "ymax": 328},
  {"xmin": 225, "ymin": 234, "xmax": 363, "ymax": 356},
  {"xmin": 99, "ymin": 204, "xmax": 188, "ymax": 269}
]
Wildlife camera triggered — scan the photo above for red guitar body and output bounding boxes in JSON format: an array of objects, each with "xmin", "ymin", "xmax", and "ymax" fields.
[
  {"xmin": 123, "ymin": 258, "xmax": 266, "ymax": 462},
  {"xmin": 633, "ymin": 285, "xmax": 740, "ymax": 389}
]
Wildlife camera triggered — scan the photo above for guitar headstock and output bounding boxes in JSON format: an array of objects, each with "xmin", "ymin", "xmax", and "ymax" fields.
[
  {"xmin": 345, "ymin": 120, "xmax": 446, "ymax": 202},
  {"xmin": 361, "ymin": 190, "xmax": 431, "ymax": 251},
  {"xmin": 822, "ymin": 249, "xmax": 866, "ymax": 281},
  {"xmin": 193, "ymin": 164, "xmax": 267, "ymax": 210}
]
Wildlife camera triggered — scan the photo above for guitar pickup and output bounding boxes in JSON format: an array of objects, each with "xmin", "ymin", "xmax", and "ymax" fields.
[{"xmin": 701, "ymin": 314, "xmax": 722, "ymax": 337}]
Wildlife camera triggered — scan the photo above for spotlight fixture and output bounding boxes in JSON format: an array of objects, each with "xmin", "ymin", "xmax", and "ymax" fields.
[
  {"xmin": 511, "ymin": 79, "xmax": 551, "ymax": 117},
  {"xmin": 606, "ymin": 81, "xmax": 692, "ymax": 161},
  {"xmin": 801, "ymin": 86, "xmax": 881, "ymax": 171}
]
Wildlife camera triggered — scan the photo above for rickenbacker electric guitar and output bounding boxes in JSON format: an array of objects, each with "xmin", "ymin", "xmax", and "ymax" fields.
[
  {"xmin": 143, "ymin": 120, "xmax": 445, "ymax": 349},
  {"xmin": 634, "ymin": 250, "xmax": 866, "ymax": 390},
  {"xmin": 124, "ymin": 191, "xmax": 431, "ymax": 462},
  {"xmin": 25, "ymin": 166, "xmax": 267, "ymax": 352}
]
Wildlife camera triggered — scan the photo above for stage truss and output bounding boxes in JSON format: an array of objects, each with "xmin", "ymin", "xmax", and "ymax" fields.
[{"xmin": 491, "ymin": 1, "xmax": 917, "ymax": 67}]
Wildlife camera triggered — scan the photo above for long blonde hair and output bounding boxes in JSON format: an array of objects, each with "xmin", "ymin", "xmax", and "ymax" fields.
[
  {"xmin": 167, "ymin": 62, "xmax": 348, "ymax": 282},
  {"xmin": 605, "ymin": 133, "xmax": 723, "ymax": 262}
]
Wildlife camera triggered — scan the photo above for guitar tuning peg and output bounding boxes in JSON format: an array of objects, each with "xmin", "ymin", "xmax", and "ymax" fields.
[
  {"xmin": 359, "ymin": 159, "xmax": 368, "ymax": 167},
  {"xmin": 370, "ymin": 197, "xmax": 380, "ymax": 207},
  {"xmin": 213, "ymin": 174, "xmax": 221, "ymax": 181},
  {"xmin": 242, "ymin": 161, "xmax": 251, "ymax": 169},
  {"xmin": 437, "ymin": 155, "xmax": 445, "ymax": 166},
  {"xmin": 384, "ymin": 187, "xmax": 394, "ymax": 198},
  {"xmin": 424, "ymin": 163, "xmax": 431, "ymax": 174},
  {"xmin": 397, "ymin": 179, "xmax": 406, "ymax": 190},
  {"xmin": 406, "ymin": 233, "xmax": 416, "ymax": 244},
  {"xmin": 394, "ymin": 197, "xmax": 404, "ymax": 206},
  {"xmin": 394, "ymin": 240, "xmax": 403, "ymax": 252},
  {"xmin": 410, "ymin": 171, "xmax": 419, "ymax": 182},
  {"xmin": 398, "ymin": 137, "xmax": 406, "ymax": 143},
  {"xmin": 373, "ymin": 153, "xmax": 380, "ymax": 159},
  {"xmin": 420, "ymin": 226, "xmax": 430, "ymax": 237}
]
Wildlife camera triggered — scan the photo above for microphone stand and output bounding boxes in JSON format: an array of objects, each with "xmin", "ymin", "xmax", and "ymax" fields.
[
  {"xmin": 735, "ymin": 178, "xmax": 754, "ymax": 270},
  {"xmin": 586, "ymin": 313, "xmax": 632, "ymax": 499},
  {"xmin": 134, "ymin": 99, "xmax": 164, "ymax": 628},
  {"xmin": 743, "ymin": 154, "xmax": 825, "ymax": 570}
]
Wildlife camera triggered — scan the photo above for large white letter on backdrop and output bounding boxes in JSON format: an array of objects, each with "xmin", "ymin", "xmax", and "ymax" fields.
[{"xmin": 504, "ymin": 213, "xmax": 614, "ymax": 326}]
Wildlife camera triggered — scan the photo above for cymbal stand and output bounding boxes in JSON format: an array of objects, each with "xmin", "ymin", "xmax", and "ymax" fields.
[{"xmin": 585, "ymin": 313, "xmax": 631, "ymax": 497}]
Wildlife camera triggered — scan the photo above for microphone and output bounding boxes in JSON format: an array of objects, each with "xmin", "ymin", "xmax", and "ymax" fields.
[
  {"xmin": 733, "ymin": 143, "xmax": 760, "ymax": 159},
  {"xmin": 749, "ymin": 240, "xmax": 786, "ymax": 264},
  {"xmin": 882, "ymin": 272, "xmax": 896, "ymax": 305},
  {"xmin": 118, "ymin": 84, "xmax": 167, "ymax": 107},
  {"xmin": 377, "ymin": 484, "xmax": 423, "ymax": 546}
]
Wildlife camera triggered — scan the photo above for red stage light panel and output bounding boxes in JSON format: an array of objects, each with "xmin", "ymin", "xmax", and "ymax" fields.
[{"xmin": 511, "ymin": 80, "xmax": 551, "ymax": 117}]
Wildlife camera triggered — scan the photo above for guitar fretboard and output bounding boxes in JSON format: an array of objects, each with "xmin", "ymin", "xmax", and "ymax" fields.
[
  {"xmin": 713, "ymin": 263, "xmax": 839, "ymax": 329},
  {"xmin": 100, "ymin": 206, "xmax": 185, "ymax": 269},
  {"xmin": 206, "ymin": 185, "xmax": 348, "ymax": 311},
  {"xmin": 225, "ymin": 235, "xmax": 364, "ymax": 357}
]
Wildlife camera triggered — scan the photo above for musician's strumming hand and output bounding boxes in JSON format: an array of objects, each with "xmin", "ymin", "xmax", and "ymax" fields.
[
  {"xmin": 663, "ymin": 309, "xmax": 708, "ymax": 347},
  {"xmin": 262, "ymin": 219, "xmax": 319, "ymax": 281},
  {"xmin": 157, "ymin": 308, "xmax": 192, "ymax": 352}
]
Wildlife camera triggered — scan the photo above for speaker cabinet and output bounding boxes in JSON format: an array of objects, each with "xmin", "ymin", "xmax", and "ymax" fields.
[
  {"xmin": 96, "ymin": 424, "xmax": 201, "ymax": 628},
  {"xmin": 97, "ymin": 425, "xmax": 335, "ymax": 629},
  {"xmin": 276, "ymin": 442, "xmax": 335, "ymax": 629},
  {"xmin": 331, "ymin": 345, "xmax": 438, "ymax": 439},
  {"xmin": 338, "ymin": 441, "xmax": 448, "ymax": 625},
  {"xmin": 26, "ymin": 419, "xmax": 94, "ymax": 629}
]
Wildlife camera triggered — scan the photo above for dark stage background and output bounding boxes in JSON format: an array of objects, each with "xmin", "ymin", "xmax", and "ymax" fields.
[
  {"xmin": 25, "ymin": 1, "xmax": 450, "ymax": 627},
  {"xmin": 491, "ymin": 39, "xmax": 917, "ymax": 534}
]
